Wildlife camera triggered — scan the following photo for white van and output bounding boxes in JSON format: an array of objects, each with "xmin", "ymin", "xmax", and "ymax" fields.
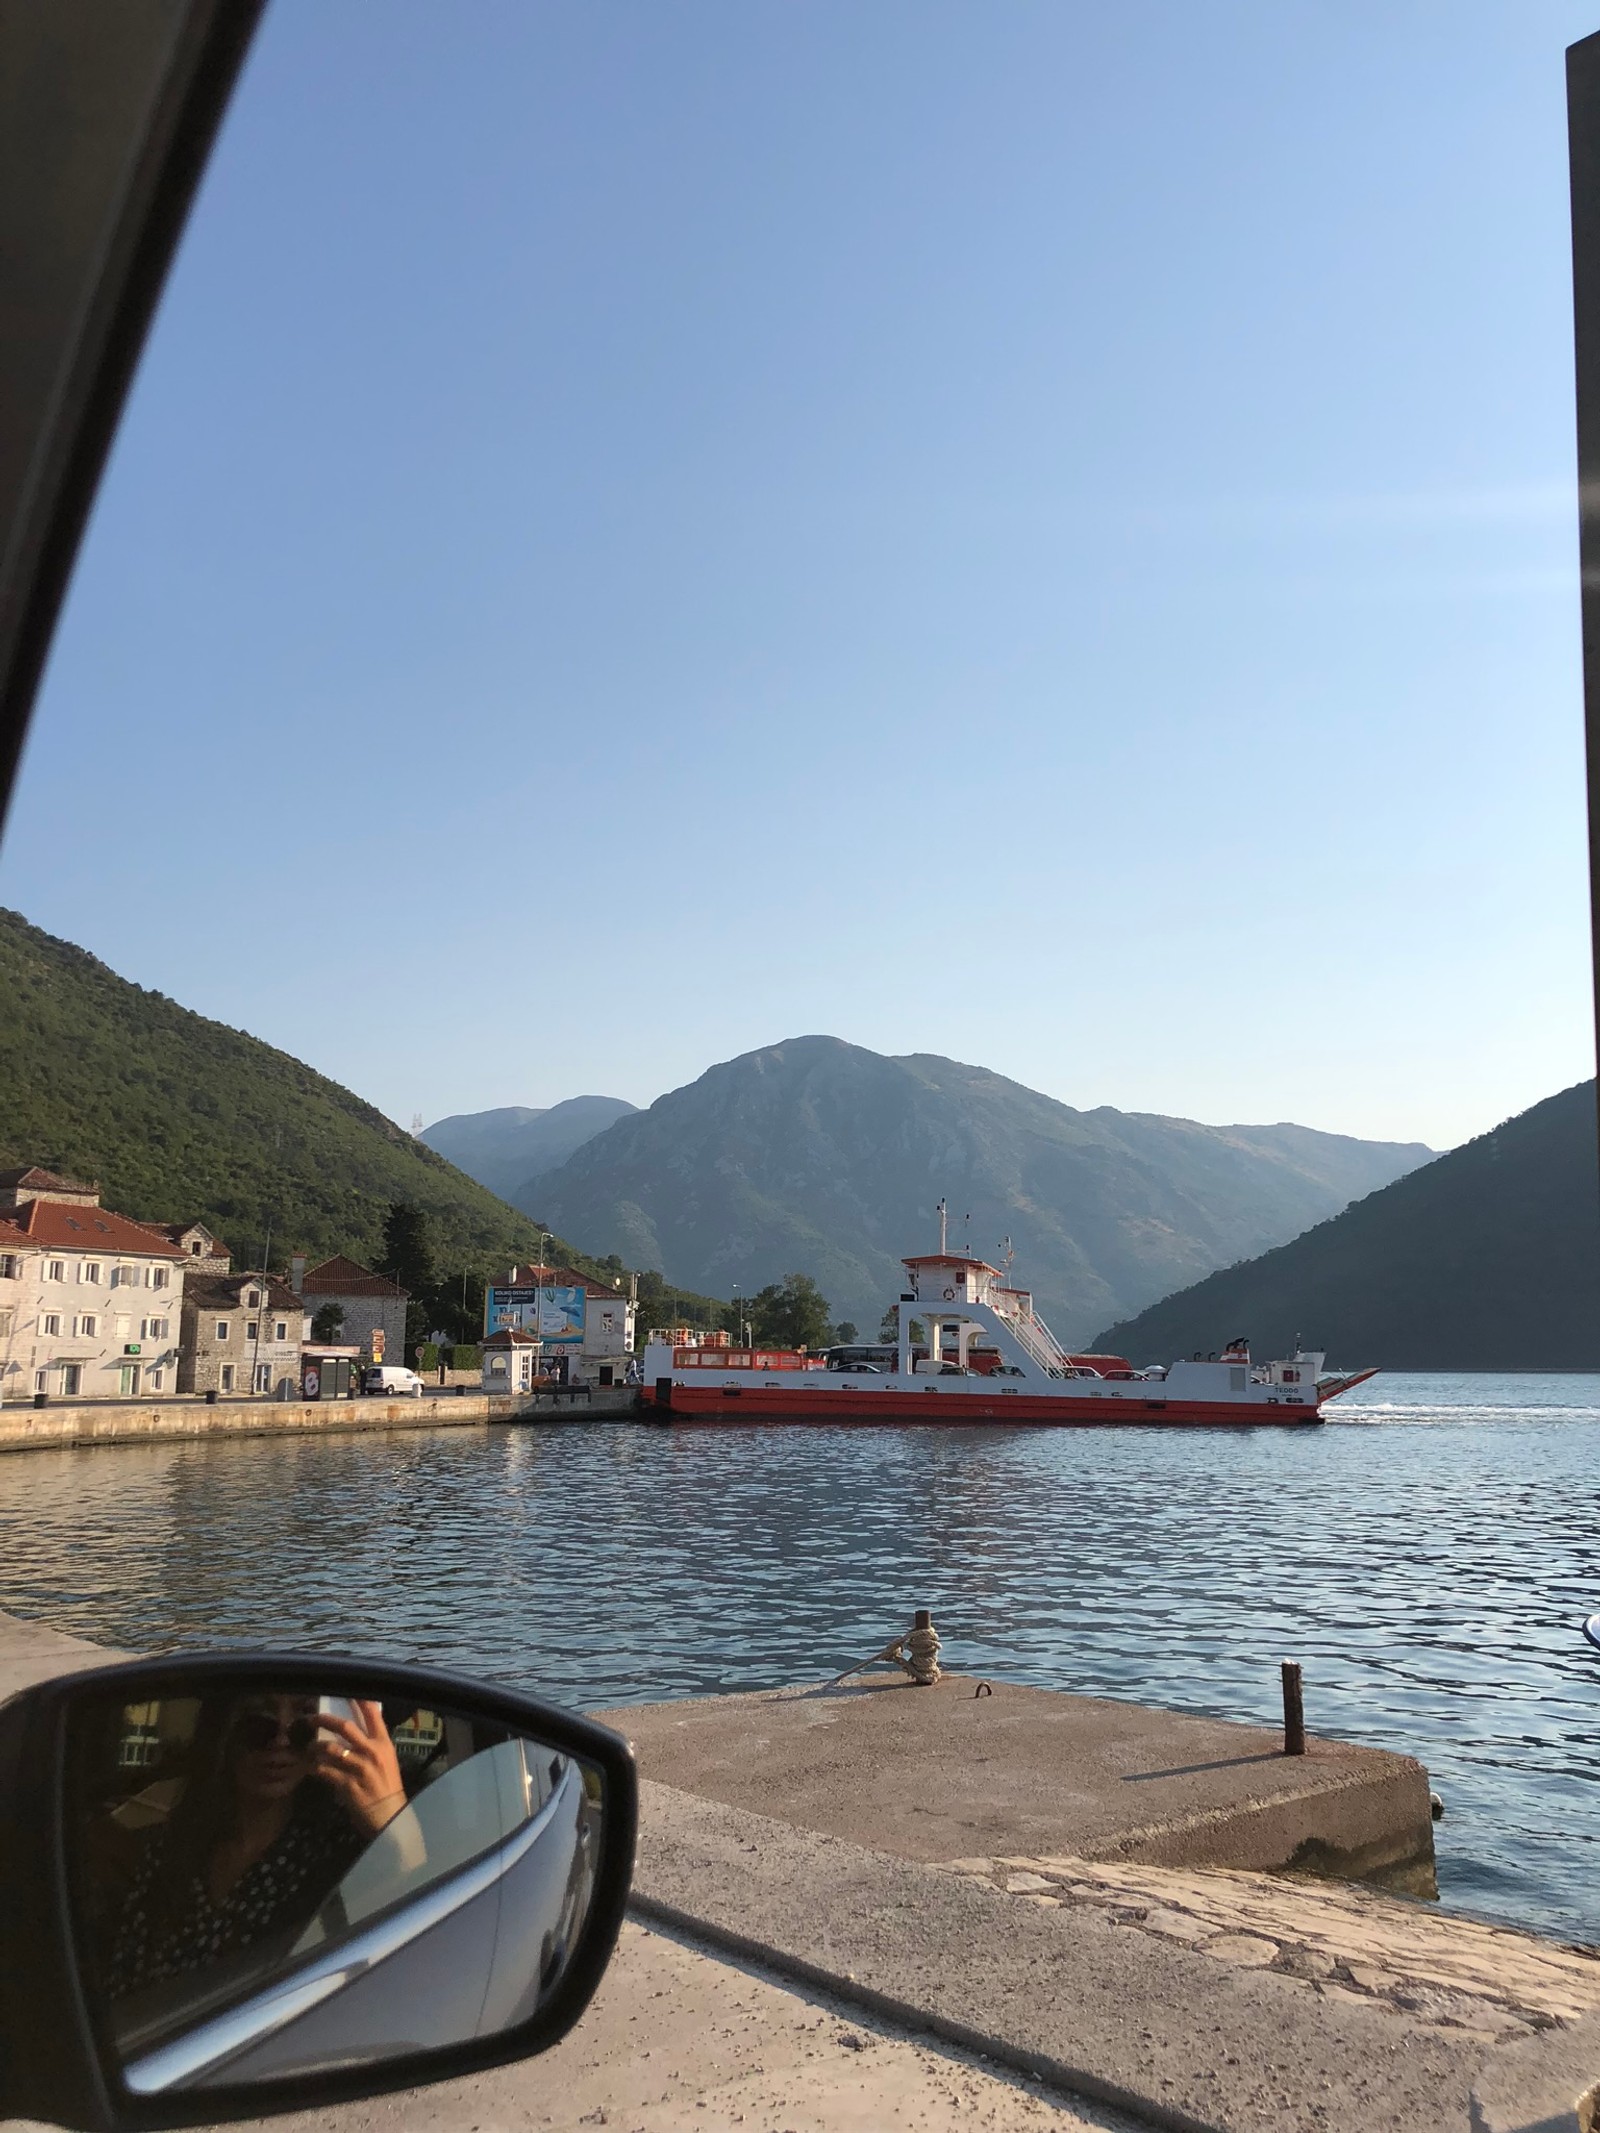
[{"xmin": 364, "ymin": 1365, "xmax": 426, "ymax": 1397}]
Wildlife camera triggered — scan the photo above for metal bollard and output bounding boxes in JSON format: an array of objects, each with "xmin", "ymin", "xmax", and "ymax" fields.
[{"xmin": 1281, "ymin": 1660, "xmax": 1305, "ymax": 1755}]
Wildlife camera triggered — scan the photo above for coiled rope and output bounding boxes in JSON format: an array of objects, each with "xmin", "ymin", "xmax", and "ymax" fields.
[{"xmin": 831, "ymin": 1609, "xmax": 943, "ymax": 1688}]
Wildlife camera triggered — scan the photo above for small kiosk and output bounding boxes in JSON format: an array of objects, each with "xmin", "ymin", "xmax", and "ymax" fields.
[
  {"xmin": 301, "ymin": 1345, "xmax": 362, "ymax": 1400},
  {"xmin": 481, "ymin": 1326, "xmax": 542, "ymax": 1395}
]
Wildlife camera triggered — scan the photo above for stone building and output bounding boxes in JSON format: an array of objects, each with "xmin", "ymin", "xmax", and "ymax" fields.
[
  {"xmin": 0, "ymin": 1166, "xmax": 187, "ymax": 1399},
  {"xmin": 178, "ymin": 1272, "xmax": 305, "ymax": 1398},
  {"xmin": 291, "ymin": 1255, "xmax": 408, "ymax": 1365},
  {"xmin": 142, "ymin": 1221, "xmax": 232, "ymax": 1273}
]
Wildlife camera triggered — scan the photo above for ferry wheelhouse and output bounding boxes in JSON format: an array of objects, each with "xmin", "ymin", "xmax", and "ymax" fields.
[{"xmin": 640, "ymin": 1247, "xmax": 1376, "ymax": 1427}]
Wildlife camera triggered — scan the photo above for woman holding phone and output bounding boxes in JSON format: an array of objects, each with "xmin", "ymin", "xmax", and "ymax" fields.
[{"xmin": 104, "ymin": 1691, "xmax": 408, "ymax": 2002}]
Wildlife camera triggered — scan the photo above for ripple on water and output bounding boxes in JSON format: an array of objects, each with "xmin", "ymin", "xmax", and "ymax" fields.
[{"xmin": 1, "ymin": 1372, "xmax": 1599, "ymax": 1940}]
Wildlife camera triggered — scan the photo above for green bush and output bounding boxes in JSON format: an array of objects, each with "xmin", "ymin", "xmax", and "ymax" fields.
[
  {"xmin": 418, "ymin": 1342, "xmax": 440, "ymax": 1372},
  {"xmin": 450, "ymin": 1344, "xmax": 480, "ymax": 1372}
]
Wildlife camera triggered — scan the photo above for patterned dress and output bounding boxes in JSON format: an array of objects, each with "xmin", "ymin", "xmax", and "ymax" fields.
[{"xmin": 107, "ymin": 1795, "xmax": 365, "ymax": 2002}]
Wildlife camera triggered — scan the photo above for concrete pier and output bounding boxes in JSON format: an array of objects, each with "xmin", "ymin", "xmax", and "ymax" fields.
[
  {"xmin": 5, "ymin": 1624, "xmax": 1599, "ymax": 2128},
  {"xmin": 598, "ymin": 1675, "xmax": 1438, "ymax": 1891}
]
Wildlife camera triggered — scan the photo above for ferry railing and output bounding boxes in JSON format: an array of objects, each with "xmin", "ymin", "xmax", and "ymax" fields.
[{"xmin": 991, "ymin": 1300, "xmax": 1071, "ymax": 1374}]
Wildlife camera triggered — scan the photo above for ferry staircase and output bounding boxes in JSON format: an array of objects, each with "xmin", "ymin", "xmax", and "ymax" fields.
[{"xmin": 993, "ymin": 1301, "xmax": 1073, "ymax": 1376}]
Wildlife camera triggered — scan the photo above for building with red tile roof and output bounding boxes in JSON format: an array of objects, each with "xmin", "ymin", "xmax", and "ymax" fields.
[
  {"xmin": 289, "ymin": 1255, "xmax": 408, "ymax": 1367},
  {"xmin": 0, "ymin": 1171, "xmax": 187, "ymax": 1402},
  {"xmin": 0, "ymin": 1164, "xmax": 100, "ymax": 1210}
]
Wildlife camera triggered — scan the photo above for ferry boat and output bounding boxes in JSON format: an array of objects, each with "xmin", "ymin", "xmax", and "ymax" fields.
[{"xmin": 640, "ymin": 1243, "xmax": 1377, "ymax": 1428}]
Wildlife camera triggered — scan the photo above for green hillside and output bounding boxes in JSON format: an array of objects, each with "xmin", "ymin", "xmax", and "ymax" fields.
[
  {"xmin": 0, "ymin": 906, "xmax": 639, "ymax": 1291},
  {"xmin": 1093, "ymin": 1081, "xmax": 1600, "ymax": 1370}
]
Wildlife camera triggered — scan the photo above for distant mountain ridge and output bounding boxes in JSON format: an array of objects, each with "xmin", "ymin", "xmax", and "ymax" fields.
[
  {"xmin": 1093, "ymin": 1081, "xmax": 1600, "ymax": 1370},
  {"xmin": 421, "ymin": 1096, "xmax": 636, "ymax": 1200},
  {"xmin": 528, "ymin": 1034, "xmax": 1433, "ymax": 1342}
]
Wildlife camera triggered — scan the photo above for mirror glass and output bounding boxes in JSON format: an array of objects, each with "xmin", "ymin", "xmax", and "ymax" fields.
[{"xmin": 63, "ymin": 1678, "xmax": 604, "ymax": 2093}]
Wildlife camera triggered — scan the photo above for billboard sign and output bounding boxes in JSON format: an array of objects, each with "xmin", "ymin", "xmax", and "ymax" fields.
[{"xmin": 486, "ymin": 1284, "xmax": 586, "ymax": 1345}]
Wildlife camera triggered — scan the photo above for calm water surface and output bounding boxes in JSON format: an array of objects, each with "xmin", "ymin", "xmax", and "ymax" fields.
[{"xmin": 3, "ymin": 1372, "xmax": 1599, "ymax": 1940}]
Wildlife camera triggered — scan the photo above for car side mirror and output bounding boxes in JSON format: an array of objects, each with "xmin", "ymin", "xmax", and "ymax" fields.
[{"xmin": 0, "ymin": 1653, "xmax": 637, "ymax": 2130}]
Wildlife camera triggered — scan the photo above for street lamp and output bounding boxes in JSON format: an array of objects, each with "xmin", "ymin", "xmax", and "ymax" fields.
[{"xmin": 536, "ymin": 1231, "xmax": 551, "ymax": 1384}]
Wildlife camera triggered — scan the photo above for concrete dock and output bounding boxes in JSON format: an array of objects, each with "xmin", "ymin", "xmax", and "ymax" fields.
[
  {"xmin": 597, "ymin": 1675, "xmax": 1438, "ymax": 1890},
  {"xmin": 5, "ymin": 1618, "xmax": 1600, "ymax": 2130}
]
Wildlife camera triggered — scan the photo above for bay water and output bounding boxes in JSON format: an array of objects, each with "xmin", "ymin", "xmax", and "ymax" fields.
[{"xmin": 2, "ymin": 1371, "xmax": 1598, "ymax": 1940}]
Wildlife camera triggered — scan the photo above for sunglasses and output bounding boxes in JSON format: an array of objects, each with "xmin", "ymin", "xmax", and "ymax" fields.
[{"xmin": 232, "ymin": 1712, "xmax": 319, "ymax": 1753}]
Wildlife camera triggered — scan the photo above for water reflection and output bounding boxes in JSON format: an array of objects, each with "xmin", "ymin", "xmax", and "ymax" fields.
[{"xmin": 2, "ymin": 1373, "xmax": 1599, "ymax": 1939}]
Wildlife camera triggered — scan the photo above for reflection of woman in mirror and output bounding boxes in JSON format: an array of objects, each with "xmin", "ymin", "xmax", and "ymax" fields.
[{"xmin": 106, "ymin": 1694, "xmax": 406, "ymax": 2000}]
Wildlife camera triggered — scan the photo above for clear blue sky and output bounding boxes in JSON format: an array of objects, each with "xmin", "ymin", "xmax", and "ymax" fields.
[{"xmin": 3, "ymin": 0, "xmax": 1596, "ymax": 1150}]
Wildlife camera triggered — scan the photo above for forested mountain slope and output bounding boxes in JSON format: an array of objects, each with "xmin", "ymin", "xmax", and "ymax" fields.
[
  {"xmin": 531, "ymin": 1035, "xmax": 1433, "ymax": 1342},
  {"xmin": 1094, "ymin": 1082, "xmax": 1600, "ymax": 1369},
  {"xmin": 0, "ymin": 907, "xmax": 604, "ymax": 1279}
]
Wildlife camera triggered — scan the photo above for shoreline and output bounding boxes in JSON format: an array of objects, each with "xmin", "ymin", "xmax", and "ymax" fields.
[{"xmin": 0, "ymin": 1385, "xmax": 639, "ymax": 1453}]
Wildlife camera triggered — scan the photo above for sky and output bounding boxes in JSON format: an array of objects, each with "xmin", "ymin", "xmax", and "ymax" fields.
[{"xmin": 2, "ymin": 0, "xmax": 1597, "ymax": 1151}]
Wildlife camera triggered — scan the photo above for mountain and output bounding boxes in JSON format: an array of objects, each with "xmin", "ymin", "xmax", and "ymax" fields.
[
  {"xmin": 421, "ymin": 1097, "xmax": 637, "ymax": 1200},
  {"xmin": 1093, "ymin": 1082, "xmax": 1600, "ymax": 1369},
  {"xmin": 0, "ymin": 907, "xmax": 615, "ymax": 1279},
  {"xmin": 527, "ymin": 1035, "xmax": 1433, "ymax": 1343}
]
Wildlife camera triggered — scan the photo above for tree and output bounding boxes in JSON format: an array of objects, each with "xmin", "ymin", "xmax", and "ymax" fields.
[
  {"xmin": 748, "ymin": 1272, "xmax": 832, "ymax": 1351},
  {"xmin": 833, "ymin": 1321, "xmax": 859, "ymax": 1345},
  {"xmin": 879, "ymin": 1305, "xmax": 924, "ymax": 1344},
  {"xmin": 310, "ymin": 1302, "xmax": 345, "ymax": 1344},
  {"xmin": 377, "ymin": 1201, "xmax": 435, "ymax": 1296},
  {"xmin": 377, "ymin": 1203, "xmax": 438, "ymax": 1350},
  {"xmin": 430, "ymin": 1267, "xmax": 487, "ymax": 1345},
  {"xmin": 636, "ymin": 1269, "xmax": 719, "ymax": 1334}
]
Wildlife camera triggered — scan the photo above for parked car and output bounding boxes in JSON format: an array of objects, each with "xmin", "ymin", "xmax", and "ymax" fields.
[{"xmin": 365, "ymin": 1366, "xmax": 425, "ymax": 1397}]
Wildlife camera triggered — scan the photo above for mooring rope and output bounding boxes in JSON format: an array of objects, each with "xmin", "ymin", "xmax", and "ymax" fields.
[{"xmin": 831, "ymin": 1610, "xmax": 943, "ymax": 1687}]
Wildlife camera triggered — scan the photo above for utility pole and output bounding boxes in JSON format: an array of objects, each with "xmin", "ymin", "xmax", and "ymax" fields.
[
  {"xmin": 1567, "ymin": 32, "xmax": 1600, "ymax": 1150},
  {"xmin": 248, "ymin": 1213, "xmax": 272, "ymax": 1398}
]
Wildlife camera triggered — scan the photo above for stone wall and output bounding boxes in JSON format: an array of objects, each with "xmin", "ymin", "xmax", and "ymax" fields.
[
  {"xmin": 305, "ymin": 1293, "xmax": 406, "ymax": 1362},
  {"xmin": 0, "ymin": 1384, "xmax": 639, "ymax": 1453}
]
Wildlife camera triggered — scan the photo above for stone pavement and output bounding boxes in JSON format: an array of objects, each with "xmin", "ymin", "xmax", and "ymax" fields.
[
  {"xmin": 938, "ymin": 1852, "xmax": 1600, "ymax": 2041},
  {"xmin": 94, "ymin": 1921, "xmax": 1143, "ymax": 2133}
]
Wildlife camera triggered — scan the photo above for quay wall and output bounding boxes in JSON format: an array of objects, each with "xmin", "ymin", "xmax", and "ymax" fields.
[{"xmin": 0, "ymin": 1386, "xmax": 638, "ymax": 1454}]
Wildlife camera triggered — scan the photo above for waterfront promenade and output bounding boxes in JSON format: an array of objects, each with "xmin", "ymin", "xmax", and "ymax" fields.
[{"xmin": 0, "ymin": 1386, "xmax": 636, "ymax": 1454}]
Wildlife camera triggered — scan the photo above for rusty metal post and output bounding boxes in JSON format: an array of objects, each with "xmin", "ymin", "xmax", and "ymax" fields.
[{"xmin": 1281, "ymin": 1661, "xmax": 1305, "ymax": 1755}]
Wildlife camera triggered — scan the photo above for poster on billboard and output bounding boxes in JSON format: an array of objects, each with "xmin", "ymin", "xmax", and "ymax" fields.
[
  {"xmin": 537, "ymin": 1284, "xmax": 585, "ymax": 1340},
  {"xmin": 486, "ymin": 1284, "xmax": 586, "ymax": 1344}
]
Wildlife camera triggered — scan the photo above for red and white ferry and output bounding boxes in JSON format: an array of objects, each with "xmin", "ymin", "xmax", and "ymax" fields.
[{"xmin": 640, "ymin": 1244, "xmax": 1376, "ymax": 1427}]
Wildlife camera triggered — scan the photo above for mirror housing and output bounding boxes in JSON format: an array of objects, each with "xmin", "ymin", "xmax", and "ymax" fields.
[{"xmin": 0, "ymin": 1652, "xmax": 637, "ymax": 2130}]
